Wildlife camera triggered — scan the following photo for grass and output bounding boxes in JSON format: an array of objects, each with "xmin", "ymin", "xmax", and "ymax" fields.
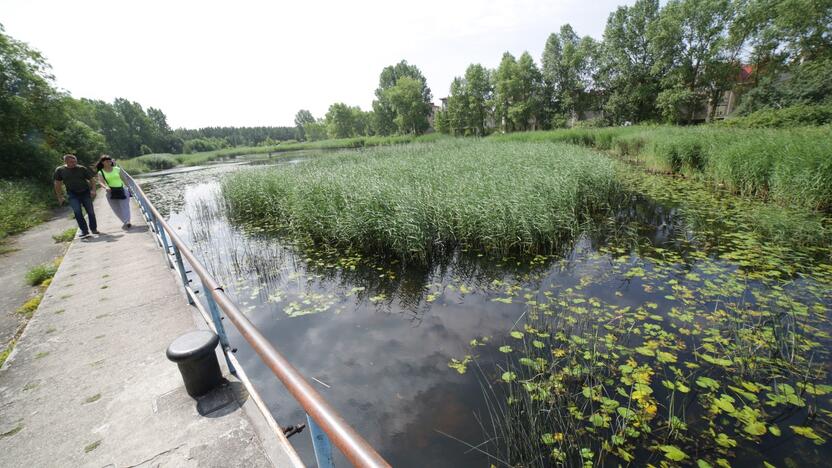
[
  {"xmin": 490, "ymin": 125, "xmax": 832, "ymax": 212},
  {"xmin": 0, "ymin": 179, "xmax": 52, "ymax": 240},
  {"xmin": 222, "ymin": 139, "xmax": 621, "ymax": 259},
  {"xmin": 52, "ymin": 228, "xmax": 76, "ymax": 243},
  {"xmin": 25, "ymin": 263, "xmax": 58, "ymax": 286}
]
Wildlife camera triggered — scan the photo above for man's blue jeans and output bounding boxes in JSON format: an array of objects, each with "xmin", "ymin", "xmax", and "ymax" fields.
[{"xmin": 67, "ymin": 190, "xmax": 97, "ymax": 235}]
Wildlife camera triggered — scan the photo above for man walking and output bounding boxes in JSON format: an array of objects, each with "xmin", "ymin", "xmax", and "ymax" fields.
[{"xmin": 54, "ymin": 154, "xmax": 98, "ymax": 238}]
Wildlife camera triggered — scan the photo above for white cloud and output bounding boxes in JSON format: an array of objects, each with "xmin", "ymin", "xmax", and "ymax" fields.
[{"xmin": 1, "ymin": 0, "xmax": 629, "ymax": 128}]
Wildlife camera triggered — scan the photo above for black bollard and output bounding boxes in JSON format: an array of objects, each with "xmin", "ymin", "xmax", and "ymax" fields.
[{"xmin": 166, "ymin": 330, "xmax": 222, "ymax": 398}]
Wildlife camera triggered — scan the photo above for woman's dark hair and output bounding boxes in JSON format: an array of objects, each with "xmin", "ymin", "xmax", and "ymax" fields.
[{"xmin": 95, "ymin": 155, "xmax": 114, "ymax": 172}]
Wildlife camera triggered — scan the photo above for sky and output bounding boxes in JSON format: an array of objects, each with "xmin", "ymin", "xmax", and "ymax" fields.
[{"xmin": 1, "ymin": 0, "xmax": 632, "ymax": 129}]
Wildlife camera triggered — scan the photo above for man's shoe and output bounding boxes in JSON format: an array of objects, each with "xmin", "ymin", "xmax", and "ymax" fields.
[
  {"xmin": 91, "ymin": 230, "xmax": 100, "ymax": 235},
  {"xmin": 79, "ymin": 232, "xmax": 91, "ymax": 239}
]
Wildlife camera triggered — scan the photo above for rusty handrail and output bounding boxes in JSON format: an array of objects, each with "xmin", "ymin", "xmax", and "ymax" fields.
[{"xmin": 123, "ymin": 171, "xmax": 390, "ymax": 468}]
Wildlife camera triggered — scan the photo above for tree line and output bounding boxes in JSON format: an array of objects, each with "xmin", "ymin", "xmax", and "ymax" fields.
[
  {"xmin": 294, "ymin": 60, "xmax": 434, "ymax": 141},
  {"xmin": 294, "ymin": 0, "xmax": 831, "ymax": 140},
  {"xmin": 438, "ymin": 0, "xmax": 831, "ymax": 135},
  {"xmin": 0, "ymin": 23, "xmax": 298, "ymax": 181}
]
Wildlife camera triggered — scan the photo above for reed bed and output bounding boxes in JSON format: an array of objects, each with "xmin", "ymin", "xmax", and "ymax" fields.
[
  {"xmin": 222, "ymin": 140, "xmax": 620, "ymax": 259},
  {"xmin": 492, "ymin": 125, "xmax": 832, "ymax": 211}
]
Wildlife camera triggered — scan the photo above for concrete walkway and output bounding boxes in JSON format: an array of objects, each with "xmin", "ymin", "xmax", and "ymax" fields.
[
  {"xmin": 0, "ymin": 207, "xmax": 75, "ymax": 347},
  {"xmin": 0, "ymin": 195, "xmax": 299, "ymax": 467}
]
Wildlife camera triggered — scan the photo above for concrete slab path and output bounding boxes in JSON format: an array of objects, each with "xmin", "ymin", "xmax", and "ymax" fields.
[{"xmin": 0, "ymin": 195, "xmax": 299, "ymax": 467}]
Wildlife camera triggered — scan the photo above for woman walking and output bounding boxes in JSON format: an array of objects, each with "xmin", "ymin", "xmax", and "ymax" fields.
[{"xmin": 95, "ymin": 155, "xmax": 132, "ymax": 229}]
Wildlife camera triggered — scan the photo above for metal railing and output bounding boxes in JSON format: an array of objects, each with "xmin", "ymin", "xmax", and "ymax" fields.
[{"xmin": 122, "ymin": 171, "xmax": 390, "ymax": 468}]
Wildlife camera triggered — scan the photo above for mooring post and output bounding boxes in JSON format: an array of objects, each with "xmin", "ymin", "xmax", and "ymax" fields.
[
  {"xmin": 202, "ymin": 285, "xmax": 235, "ymax": 375},
  {"xmin": 306, "ymin": 414, "xmax": 335, "ymax": 468}
]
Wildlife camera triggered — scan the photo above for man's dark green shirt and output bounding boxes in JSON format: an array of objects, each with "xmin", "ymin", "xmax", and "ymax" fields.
[{"xmin": 54, "ymin": 165, "xmax": 94, "ymax": 193}]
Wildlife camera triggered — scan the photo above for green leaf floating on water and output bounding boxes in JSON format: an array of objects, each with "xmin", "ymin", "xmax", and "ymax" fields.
[
  {"xmin": 635, "ymin": 346, "xmax": 655, "ymax": 356},
  {"xmin": 790, "ymin": 426, "xmax": 826, "ymax": 445},
  {"xmin": 501, "ymin": 371, "xmax": 517, "ymax": 382},
  {"xmin": 658, "ymin": 445, "xmax": 687, "ymax": 462},
  {"xmin": 714, "ymin": 433, "xmax": 737, "ymax": 448},
  {"xmin": 498, "ymin": 345, "xmax": 512, "ymax": 353},
  {"xmin": 696, "ymin": 376, "xmax": 720, "ymax": 391},
  {"xmin": 699, "ymin": 353, "xmax": 733, "ymax": 367},
  {"xmin": 697, "ymin": 460, "xmax": 713, "ymax": 468},
  {"xmin": 744, "ymin": 421, "xmax": 767, "ymax": 436},
  {"xmin": 510, "ymin": 331, "xmax": 523, "ymax": 339}
]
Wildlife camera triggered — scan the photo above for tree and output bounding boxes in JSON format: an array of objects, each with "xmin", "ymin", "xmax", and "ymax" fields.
[
  {"xmin": 494, "ymin": 52, "xmax": 519, "ymax": 132},
  {"xmin": 650, "ymin": 0, "xmax": 737, "ymax": 123},
  {"xmin": 512, "ymin": 52, "xmax": 545, "ymax": 131},
  {"xmin": 383, "ymin": 77, "xmax": 431, "ymax": 134},
  {"xmin": 0, "ymin": 23, "xmax": 64, "ymax": 179},
  {"xmin": 294, "ymin": 109, "xmax": 315, "ymax": 141},
  {"xmin": 599, "ymin": 0, "xmax": 662, "ymax": 123},
  {"xmin": 542, "ymin": 25, "xmax": 601, "ymax": 124},
  {"xmin": 445, "ymin": 77, "xmax": 469, "ymax": 135},
  {"xmin": 373, "ymin": 60, "xmax": 432, "ymax": 135},
  {"xmin": 464, "ymin": 64, "xmax": 494, "ymax": 135},
  {"xmin": 325, "ymin": 103, "xmax": 359, "ymax": 139}
]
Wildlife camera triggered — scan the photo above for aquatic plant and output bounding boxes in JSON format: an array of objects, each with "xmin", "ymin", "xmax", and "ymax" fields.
[
  {"xmin": 221, "ymin": 140, "xmax": 621, "ymax": 260},
  {"xmin": 491, "ymin": 126, "xmax": 832, "ymax": 212},
  {"xmin": 456, "ymin": 239, "xmax": 832, "ymax": 467}
]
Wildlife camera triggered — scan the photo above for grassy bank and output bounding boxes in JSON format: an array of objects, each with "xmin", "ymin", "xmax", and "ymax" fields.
[
  {"xmin": 491, "ymin": 125, "xmax": 832, "ymax": 212},
  {"xmin": 122, "ymin": 134, "xmax": 448, "ymax": 174},
  {"xmin": 0, "ymin": 180, "xmax": 52, "ymax": 241},
  {"xmin": 222, "ymin": 140, "xmax": 621, "ymax": 259}
]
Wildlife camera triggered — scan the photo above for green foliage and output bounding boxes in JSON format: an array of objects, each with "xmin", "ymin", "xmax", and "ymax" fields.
[
  {"xmin": 373, "ymin": 60, "xmax": 432, "ymax": 135},
  {"xmin": 492, "ymin": 125, "xmax": 832, "ymax": 211},
  {"xmin": 294, "ymin": 109, "xmax": 315, "ymax": 141},
  {"xmin": 222, "ymin": 140, "xmax": 620, "ymax": 259},
  {"xmin": 25, "ymin": 263, "xmax": 57, "ymax": 286},
  {"xmin": 383, "ymin": 76, "xmax": 432, "ymax": 134},
  {"xmin": 723, "ymin": 104, "xmax": 832, "ymax": 127},
  {"xmin": 0, "ymin": 180, "xmax": 51, "ymax": 239},
  {"xmin": 183, "ymin": 137, "xmax": 229, "ymax": 154}
]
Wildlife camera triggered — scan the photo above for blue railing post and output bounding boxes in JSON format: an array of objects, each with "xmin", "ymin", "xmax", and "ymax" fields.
[
  {"xmin": 307, "ymin": 414, "xmax": 335, "ymax": 468},
  {"xmin": 156, "ymin": 220, "xmax": 175, "ymax": 269},
  {"xmin": 202, "ymin": 284, "xmax": 236, "ymax": 375},
  {"xmin": 171, "ymin": 244, "xmax": 194, "ymax": 305}
]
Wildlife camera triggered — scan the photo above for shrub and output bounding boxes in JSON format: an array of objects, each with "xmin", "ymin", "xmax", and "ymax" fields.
[
  {"xmin": 721, "ymin": 104, "xmax": 832, "ymax": 128},
  {"xmin": 0, "ymin": 179, "xmax": 51, "ymax": 239}
]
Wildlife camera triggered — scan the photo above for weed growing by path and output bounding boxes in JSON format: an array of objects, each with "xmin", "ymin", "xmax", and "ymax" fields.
[
  {"xmin": 52, "ymin": 228, "xmax": 76, "ymax": 243},
  {"xmin": 25, "ymin": 264, "xmax": 57, "ymax": 286}
]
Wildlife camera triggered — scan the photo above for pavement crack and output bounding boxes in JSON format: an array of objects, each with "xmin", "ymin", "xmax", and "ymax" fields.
[{"xmin": 124, "ymin": 443, "xmax": 187, "ymax": 467}]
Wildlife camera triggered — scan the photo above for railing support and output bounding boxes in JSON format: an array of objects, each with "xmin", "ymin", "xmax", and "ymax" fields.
[
  {"xmin": 171, "ymin": 244, "xmax": 195, "ymax": 305},
  {"xmin": 307, "ymin": 414, "xmax": 335, "ymax": 468},
  {"xmin": 203, "ymin": 285, "xmax": 235, "ymax": 375}
]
